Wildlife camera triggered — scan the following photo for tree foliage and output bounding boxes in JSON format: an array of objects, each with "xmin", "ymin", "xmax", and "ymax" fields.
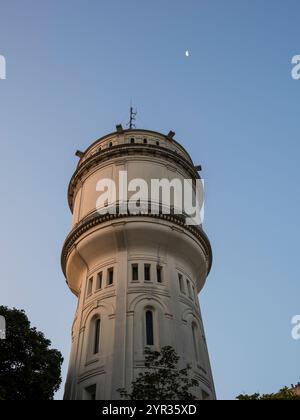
[
  {"xmin": 118, "ymin": 346, "xmax": 199, "ymax": 400},
  {"xmin": 237, "ymin": 386, "xmax": 300, "ymax": 400},
  {"xmin": 0, "ymin": 306, "xmax": 63, "ymax": 400}
]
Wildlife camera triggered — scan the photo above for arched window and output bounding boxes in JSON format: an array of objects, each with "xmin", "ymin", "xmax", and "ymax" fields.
[
  {"xmin": 192, "ymin": 322, "xmax": 199, "ymax": 362},
  {"xmin": 93, "ymin": 318, "xmax": 101, "ymax": 355},
  {"xmin": 145, "ymin": 310, "xmax": 154, "ymax": 346}
]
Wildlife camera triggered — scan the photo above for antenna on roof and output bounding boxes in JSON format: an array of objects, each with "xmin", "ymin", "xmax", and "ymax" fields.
[{"xmin": 127, "ymin": 104, "xmax": 137, "ymax": 129}]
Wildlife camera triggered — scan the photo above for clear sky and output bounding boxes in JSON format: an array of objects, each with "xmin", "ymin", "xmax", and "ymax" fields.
[{"xmin": 0, "ymin": 0, "xmax": 299, "ymax": 400}]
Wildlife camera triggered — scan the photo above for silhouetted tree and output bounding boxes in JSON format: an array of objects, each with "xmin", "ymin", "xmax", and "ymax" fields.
[
  {"xmin": 118, "ymin": 346, "xmax": 199, "ymax": 400},
  {"xmin": 237, "ymin": 386, "xmax": 300, "ymax": 400},
  {"xmin": 0, "ymin": 306, "xmax": 63, "ymax": 400}
]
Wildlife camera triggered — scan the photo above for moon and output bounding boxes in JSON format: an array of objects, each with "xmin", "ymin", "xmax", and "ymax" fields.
[{"xmin": 185, "ymin": 50, "xmax": 190, "ymax": 57}]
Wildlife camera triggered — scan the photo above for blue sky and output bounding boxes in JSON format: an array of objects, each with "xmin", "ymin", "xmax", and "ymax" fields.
[{"xmin": 0, "ymin": 0, "xmax": 299, "ymax": 400}]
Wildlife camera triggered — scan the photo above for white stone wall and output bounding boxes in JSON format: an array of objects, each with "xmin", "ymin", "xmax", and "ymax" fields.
[{"xmin": 63, "ymin": 130, "xmax": 215, "ymax": 400}]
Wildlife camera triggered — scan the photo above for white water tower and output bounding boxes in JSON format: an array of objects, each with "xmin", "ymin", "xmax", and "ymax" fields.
[{"xmin": 62, "ymin": 126, "xmax": 215, "ymax": 400}]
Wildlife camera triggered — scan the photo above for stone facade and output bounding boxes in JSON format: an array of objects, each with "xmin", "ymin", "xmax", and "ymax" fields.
[{"xmin": 62, "ymin": 128, "xmax": 215, "ymax": 400}]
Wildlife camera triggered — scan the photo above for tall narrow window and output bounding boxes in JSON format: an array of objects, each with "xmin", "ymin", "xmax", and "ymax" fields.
[
  {"xmin": 84, "ymin": 384, "xmax": 97, "ymax": 400},
  {"xmin": 144, "ymin": 264, "xmax": 151, "ymax": 281},
  {"xmin": 187, "ymin": 279, "xmax": 192, "ymax": 299},
  {"xmin": 132, "ymin": 264, "xmax": 139, "ymax": 281},
  {"xmin": 87, "ymin": 277, "xmax": 93, "ymax": 296},
  {"xmin": 96, "ymin": 272, "xmax": 103, "ymax": 290},
  {"xmin": 192, "ymin": 285, "xmax": 197, "ymax": 303},
  {"xmin": 145, "ymin": 310, "xmax": 154, "ymax": 346},
  {"xmin": 192, "ymin": 323, "xmax": 199, "ymax": 362},
  {"xmin": 130, "ymin": 138, "xmax": 135, "ymax": 144},
  {"xmin": 157, "ymin": 266, "xmax": 163, "ymax": 283},
  {"xmin": 107, "ymin": 268, "xmax": 114, "ymax": 286},
  {"xmin": 178, "ymin": 274, "xmax": 184, "ymax": 293},
  {"xmin": 93, "ymin": 319, "xmax": 101, "ymax": 355}
]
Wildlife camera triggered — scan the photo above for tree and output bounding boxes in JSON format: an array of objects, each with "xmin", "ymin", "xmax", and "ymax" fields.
[
  {"xmin": 118, "ymin": 346, "xmax": 199, "ymax": 400},
  {"xmin": 237, "ymin": 386, "xmax": 300, "ymax": 400},
  {"xmin": 0, "ymin": 306, "xmax": 63, "ymax": 400}
]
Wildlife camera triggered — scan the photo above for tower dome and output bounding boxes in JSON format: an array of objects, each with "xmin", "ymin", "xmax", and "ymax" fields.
[{"xmin": 62, "ymin": 126, "xmax": 215, "ymax": 400}]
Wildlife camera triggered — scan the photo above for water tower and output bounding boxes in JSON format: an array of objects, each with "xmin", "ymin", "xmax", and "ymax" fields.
[{"xmin": 62, "ymin": 125, "xmax": 215, "ymax": 400}]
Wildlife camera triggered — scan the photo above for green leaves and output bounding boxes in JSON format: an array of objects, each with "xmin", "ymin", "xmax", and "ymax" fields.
[
  {"xmin": 0, "ymin": 306, "xmax": 63, "ymax": 400},
  {"xmin": 237, "ymin": 387, "xmax": 300, "ymax": 400},
  {"xmin": 118, "ymin": 346, "xmax": 199, "ymax": 400}
]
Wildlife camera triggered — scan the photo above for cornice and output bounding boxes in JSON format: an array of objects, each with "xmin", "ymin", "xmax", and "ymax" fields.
[
  {"xmin": 61, "ymin": 212, "xmax": 212, "ymax": 278},
  {"xmin": 81, "ymin": 128, "xmax": 193, "ymax": 161}
]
